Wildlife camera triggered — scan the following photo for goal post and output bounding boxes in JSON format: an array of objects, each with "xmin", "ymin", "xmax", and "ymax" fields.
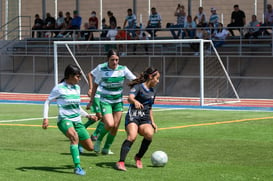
[{"xmin": 53, "ymin": 39, "xmax": 240, "ymax": 106}]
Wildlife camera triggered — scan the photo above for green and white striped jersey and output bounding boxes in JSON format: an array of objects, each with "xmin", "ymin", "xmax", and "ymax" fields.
[
  {"xmin": 43, "ymin": 81, "xmax": 88, "ymax": 122},
  {"xmin": 92, "ymin": 62, "xmax": 136, "ymax": 104}
]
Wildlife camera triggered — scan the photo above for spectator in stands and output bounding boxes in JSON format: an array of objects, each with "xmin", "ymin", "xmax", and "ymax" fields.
[
  {"xmin": 57, "ymin": 10, "xmax": 82, "ymax": 38},
  {"xmin": 43, "ymin": 12, "xmax": 56, "ymax": 37},
  {"xmin": 227, "ymin": 4, "xmax": 246, "ymax": 36},
  {"xmin": 81, "ymin": 22, "xmax": 93, "ymax": 41},
  {"xmin": 211, "ymin": 23, "xmax": 230, "ymax": 48},
  {"xmin": 182, "ymin": 15, "xmax": 196, "ymax": 39},
  {"xmin": 190, "ymin": 24, "xmax": 210, "ymax": 56},
  {"xmin": 57, "ymin": 11, "xmax": 72, "ymax": 37},
  {"xmin": 123, "ymin": 8, "xmax": 137, "ymax": 37},
  {"xmin": 146, "ymin": 7, "xmax": 162, "ymax": 39},
  {"xmin": 116, "ymin": 27, "xmax": 131, "ymax": 56},
  {"xmin": 261, "ymin": 4, "xmax": 273, "ymax": 35},
  {"xmin": 105, "ymin": 22, "xmax": 118, "ymax": 52},
  {"xmin": 132, "ymin": 26, "xmax": 149, "ymax": 55},
  {"xmin": 194, "ymin": 7, "xmax": 207, "ymax": 27},
  {"xmin": 209, "ymin": 8, "xmax": 219, "ymax": 28},
  {"xmin": 169, "ymin": 4, "xmax": 186, "ymax": 39},
  {"xmin": 88, "ymin": 11, "xmax": 98, "ymax": 40},
  {"xmin": 55, "ymin": 11, "xmax": 65, "ymax": 37},
  {"xmin": 107, "ymin": 11, "xmax": 117, "ymax": 28},
  {"xmin": 100, "ymin": 18, "xmax": 108, "ymax": 39},
  {"xmin": 32, "ymin": 14, "xmax": 44, "ymax": 38},
  {"xmin": 244, "ymin": 15, "xmax": 261, "ymax": 39}
]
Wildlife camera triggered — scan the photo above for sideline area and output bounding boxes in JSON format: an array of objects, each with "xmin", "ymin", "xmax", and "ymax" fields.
[{"xmin": 1, "ymin": 92, "xmax": 273, "ymax": 112}]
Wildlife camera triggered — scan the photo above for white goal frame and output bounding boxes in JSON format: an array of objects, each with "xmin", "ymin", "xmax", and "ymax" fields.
[{"xmin": 53, "ymin": 39, "xmax": 240, "ymax": 106}]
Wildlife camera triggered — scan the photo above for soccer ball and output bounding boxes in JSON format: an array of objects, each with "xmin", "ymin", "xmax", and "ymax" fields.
[{"xmin": 151, "ymin": 151, "xmax": 168, "ymax": 167}]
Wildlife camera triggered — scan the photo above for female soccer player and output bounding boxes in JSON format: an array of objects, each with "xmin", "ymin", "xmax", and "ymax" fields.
[
  {"xmin": 86, "ymin": 49, "xmax": 136, "ymax": 155},
  {"xmin": 42, "ymin": 64, "xmax": 97, "ymax": 176},
  {"xmin": 116, "ymin": 67, "xmax": 160, "ymax": 171}
]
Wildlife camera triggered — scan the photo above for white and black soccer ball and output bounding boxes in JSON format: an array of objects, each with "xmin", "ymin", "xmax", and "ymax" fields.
[{"xmin": 151, "ymin": 151, "xmax": 168, "ymax": 167}]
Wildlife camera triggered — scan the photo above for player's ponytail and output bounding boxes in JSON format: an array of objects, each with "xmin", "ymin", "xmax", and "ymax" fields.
[{"xmin": 128, "ymin": 67, "xmax": 158, "ymax": 88}]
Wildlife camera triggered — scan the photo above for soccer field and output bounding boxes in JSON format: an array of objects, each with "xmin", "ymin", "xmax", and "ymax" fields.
[{"xmin": 1, "ymin": 104, "xmax": 273, "ymax": 181}]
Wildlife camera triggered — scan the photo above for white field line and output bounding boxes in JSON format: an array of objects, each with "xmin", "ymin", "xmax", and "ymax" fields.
[
  {"xmin": 0, "ymin": 108, "xmax": 184, "ymax": 123},
  {"xmin": 0, "ymin": 116, "xmax": 57, "ymax": 123}
]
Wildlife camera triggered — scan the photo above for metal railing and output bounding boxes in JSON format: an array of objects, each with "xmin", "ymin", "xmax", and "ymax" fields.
[{"xmin": 1, "ymin": 25, "xmax": 273, "ymax": 56}]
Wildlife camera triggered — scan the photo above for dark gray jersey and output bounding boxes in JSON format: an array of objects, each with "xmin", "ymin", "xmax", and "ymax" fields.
[{"xmin": 125, "ymin": 83, "xmax": 156, "ymax": 125}]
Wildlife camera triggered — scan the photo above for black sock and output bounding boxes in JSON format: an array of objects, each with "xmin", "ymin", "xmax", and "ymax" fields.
[
  {"xmin": 119, "ymin": 140, "xmax": 133, "ymax": 162},
  {"xmin": 135, "ymin": 138, "xmax": 152, "ymax": 159}
]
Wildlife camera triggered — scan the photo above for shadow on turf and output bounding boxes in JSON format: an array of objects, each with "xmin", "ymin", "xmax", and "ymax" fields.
[{"xmin": 16, "ymin": 165, "xmax": 74, "ymax": 174}]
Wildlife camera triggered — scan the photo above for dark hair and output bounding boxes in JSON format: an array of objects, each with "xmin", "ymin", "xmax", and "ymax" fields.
[
  {"xmin": 60, "ymin": 64, "xmax": 81, "ymax": 82},
  {"xmin": 128, "ymin": 67, "xmax": 158, "ymax": 88},
  {"xmin": 107, "ymin": 49, "xmax": 118, "ymax": 58}
]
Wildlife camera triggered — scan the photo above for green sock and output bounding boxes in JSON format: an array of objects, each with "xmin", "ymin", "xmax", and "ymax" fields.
[
  {"xmin": 97, "ymin": 125, "xmax": 108, "ymax": 142},
  {"xmin": 70, "ymin": 144, "xmax": 81, "ymax": 168},
  {"xmin": 93, "ymin": 121, "xmax": 105, "ymax": 137},
  {"xmin": 84, "ymin": 119, "xmax": 96, "ymax": 128},
  {"xmin": 103, "ymin": 133, "xmax": 115, "ymax": 150}
]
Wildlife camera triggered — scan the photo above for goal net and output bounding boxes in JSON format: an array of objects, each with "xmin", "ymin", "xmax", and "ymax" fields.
[{"xmin": 53, "ymin": 39, "xmax": 240, "ymax": 106}]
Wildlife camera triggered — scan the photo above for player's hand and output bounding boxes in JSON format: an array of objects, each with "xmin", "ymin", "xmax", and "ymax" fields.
[
  {"xmin": 42, "ymin": 118, "xmax": 49, "ymax": 129},
  {"xmin": 87, "ymin": 89, "xmax": 92, "ymax": 97},
  {"xmin": 96, "ymin": 112, "xmax": 103, "ymax": 121},
  {"xmin": 152, "ymin": 122, "xmax": 157, "ymax": 133},
  {"xmin": 134, "ymin": 100, "xmax": 144, "ymax": 109},
  {"xmin": 86, "ymin": 114, "xmax": 98, "ymax": 122}
]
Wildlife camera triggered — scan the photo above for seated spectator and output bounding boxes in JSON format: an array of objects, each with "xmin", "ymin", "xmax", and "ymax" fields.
[
  {"xmin": 55, "ymin": 11, "xmax": 65, "ymax": 37},
  {"xmin": 169, "ymin": 4, "xmax": 186, "ymax": 39},
  {"xmin": 104, "ymin": 22, "xmax": 118, "ymax": 52},
  {"xmin": 123, "ymin": 8, "xmax": 137, "ymax": 37},
  {"xmin": 132, "ymin": 26, "xmax": 149, "ymax": 55},
  {"xmin": 88, "ymin": 11, "xmax": 98, "ymax": 40},
  {"xmin": 261, "ymin": 4, "xmax": 273, "ymax": 35},
  {"xmin": 60, "ymin": 11, "xmax": 73, "ymax": 37},
  {"xmin": 57, "ymin": 10, "xmax": 82, "ymax": 38},
  {"xmin": 146, "ymin": 7, "xmax": 162, "ymax": 39},
  {"xmin": 211, "ymin": 23, "xmax": 230, "ymax": 48},
  {"xmin": 81, "ymin": 22, "xmax": 93, "ymax": 41},
  {"xmin": 182, "ymin": 15, "xmax": 196, "ymax": 39},
  {"xmin": 43, "ymin": 12, "xmax": 56, "ymax": 37},
  {"xmin": 116, "ymin": 27, "xmax": 131, "ymax": 56},
  {"xmin": 190, "ymin": 24, "xmax": 210, "ymax": 55},
  {"xmin": 227, "ymin": 4, "xmax": 246, "ymax": 36},
  {"xmin": 244, "ymin": 15, "xmax": 261, "ymax": 39},
  {"xmin": 100, "ymin": 18, "xmax": 108, "ymax": 39},
  {"xmin": 194, "ymin": 7, "xmax": 207, "ymax": 27},
  {"xmin": 209, "ymin": 8, "xmax": 220, "ymax": 28},
  {"xmin": 32, "ymin": 14, "xmax": 44, "ymax": 38}
]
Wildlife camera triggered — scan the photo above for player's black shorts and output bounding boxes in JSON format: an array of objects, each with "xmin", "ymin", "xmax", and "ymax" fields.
[{"xmin": 125, "ymin": 109, "xmax": 151, "ymax": 127}]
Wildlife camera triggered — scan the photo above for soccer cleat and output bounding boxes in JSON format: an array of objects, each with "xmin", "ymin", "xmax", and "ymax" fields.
[
  {"xmin": 134, "ymin": 156, "xmax": 143, "ymax": 168},
  {"xmin": 94, "ymin": 141, "xmax": 101, "ymax": 153},
  {"xmin": 102, "ymin": 149, "xmax": 114, "ymax": 155},
  {"xmin": 90, "ymin": 135, "xmax": 98, "ymax": 141},
  {"xmin": 116, "ymin": 161, "xmax": 127, "ymax": 171},
  {"xmin": 74, "ymin": 167, "xmax": 86, "ymax": 176}
]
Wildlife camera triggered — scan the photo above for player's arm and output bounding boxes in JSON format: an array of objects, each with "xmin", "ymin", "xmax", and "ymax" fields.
[
  {"xmin": 87, "ymin": 72, "xmax": 94, "ymax": 97},
  {"xmin": 42, "ymin": 99, "xmax": 50, "ymax": 129},
  {"xmin": 42, "ymin": 87, "xmax": 59, "ymax": 129},
  {"xmin": 80, "ymin": 106, "xmax": 98, "ymax": 121},
  {"xmin": 86, "ymin": 82, "xmax": 98, "ymax": 110},
  {"xmin": 128, "ymin": 93, "xmax": 143, "ymax": 109},
  {"xmin": 149, "ymin": 109, "xmax": 157, "ymax": 132}
]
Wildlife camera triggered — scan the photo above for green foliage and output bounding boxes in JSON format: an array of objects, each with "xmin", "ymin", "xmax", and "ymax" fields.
[{"xmin": 1, "ymin": 104, "xmax": 273, "ymax": 181}]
